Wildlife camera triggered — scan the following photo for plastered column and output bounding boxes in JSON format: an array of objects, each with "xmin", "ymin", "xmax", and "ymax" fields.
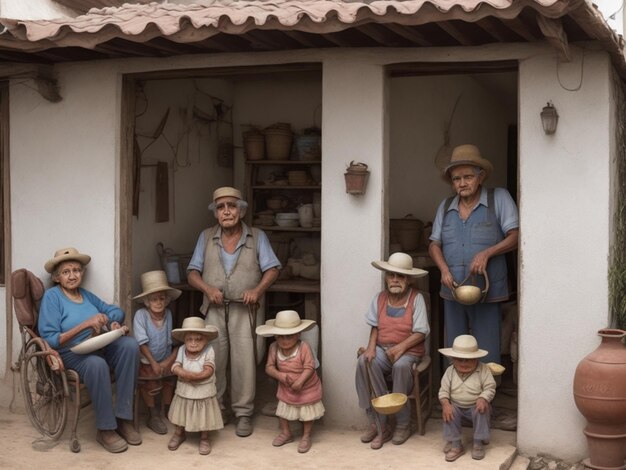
[
  {"xmin": 517, "ymin": 48, "xmax": 614, "ymax": 460},
  {"xmin": 320, "ymin": 58, "xmax": 387, "ymax": 427}
]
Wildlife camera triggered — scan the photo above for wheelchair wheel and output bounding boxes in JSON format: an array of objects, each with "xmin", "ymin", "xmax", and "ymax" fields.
[{"xmin": 21, "ymin": 341, "xmax": 68, "ymax": 440}]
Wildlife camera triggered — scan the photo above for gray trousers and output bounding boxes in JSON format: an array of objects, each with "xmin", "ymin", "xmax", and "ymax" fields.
[
  {"xmin": 443, "ymin": 402, "xmax": 491, "ymax": 443},
  {"xmin": 355, "ymin": 346, "xmax": 420, "ymax": 427}
]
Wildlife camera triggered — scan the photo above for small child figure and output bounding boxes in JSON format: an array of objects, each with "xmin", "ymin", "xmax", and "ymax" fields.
[
  {"xmin": 168, "ymin": 317, "xmax": 223, "ymax": 455},
  {"xmin": 438, "ymin": 335, "xmax": 496, "ymax": 462},
  {"xmin": 133, "ymin": 270, "xmax": 182, "ymax": 435},
  {"xmin": 256, "ymin": 310, "xmax": 324, "ymax": 454}
]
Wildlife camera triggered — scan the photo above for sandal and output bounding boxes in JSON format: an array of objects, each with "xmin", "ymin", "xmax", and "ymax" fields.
[
  {"xmin": 272, "ymin": 433, "xmax": 294, "ymax": 447},
  {"xmin": 167, "ymin": 432, "xmax": 186, "ymax": 451},
  {"xmin": 199, "ymin": 438, "xmax": 211, "ymax": 455},
  {"xmin": 297, "ymin": 436, "xmax": 312, "ymax": 454}
]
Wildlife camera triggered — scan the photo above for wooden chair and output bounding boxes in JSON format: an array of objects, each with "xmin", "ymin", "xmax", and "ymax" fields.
[{"xmin": 357, "ymin": 289, "xmax": 433, "ymax": 435}]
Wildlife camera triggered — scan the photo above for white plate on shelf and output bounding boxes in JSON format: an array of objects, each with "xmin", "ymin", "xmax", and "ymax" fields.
[{"xmin": 70, "ymin": 328, "xmax": 125, "ymax": 354}]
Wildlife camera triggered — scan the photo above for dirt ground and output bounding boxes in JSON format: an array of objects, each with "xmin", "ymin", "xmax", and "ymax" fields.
[{"xmin": 0, "ymin": 373, "xmax": 517, "ymax": 470}]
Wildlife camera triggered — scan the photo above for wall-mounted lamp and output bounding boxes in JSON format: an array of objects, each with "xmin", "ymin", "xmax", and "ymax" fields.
[{"xmin": 541, "ymin": 101, "xmax": 559, "ymax": 135}]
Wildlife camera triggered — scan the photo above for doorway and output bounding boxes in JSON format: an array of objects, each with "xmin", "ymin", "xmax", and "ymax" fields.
[{"xmin": 387, "ymin": 63, "xmax": 519, "ymax": 432}]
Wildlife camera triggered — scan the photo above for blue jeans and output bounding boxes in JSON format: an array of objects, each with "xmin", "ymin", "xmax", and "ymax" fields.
[
  {"xmin": 60, "ymin": 335, "xmax": 139, "ymax": 430},
  {"xmin": 444, "ymin": 300, "xmax": 501, "ymax": 364},
  {"xmin": 443, "ymin": 402, "xmax": 491, "ymax": 443}
]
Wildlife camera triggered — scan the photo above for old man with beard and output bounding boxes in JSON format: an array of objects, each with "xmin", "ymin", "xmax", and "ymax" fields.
[{"xmin": 355, "ymin": 252, "xmax": 430, "ymax": 450}]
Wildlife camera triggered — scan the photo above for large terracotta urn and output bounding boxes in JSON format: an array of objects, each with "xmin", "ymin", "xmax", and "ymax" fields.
[{"xmin": 573, "ymin": 329, "xmax": 626, "ymax": 469}]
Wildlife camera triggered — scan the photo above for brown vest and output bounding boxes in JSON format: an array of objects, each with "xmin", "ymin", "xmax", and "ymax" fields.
[
  {"xmin": 199, "ymin": 224, "xmax": 262, "ymax": 315},
  {"xmin": 376, "ymin": 288, "xmax": 425, "ymax": 357}
]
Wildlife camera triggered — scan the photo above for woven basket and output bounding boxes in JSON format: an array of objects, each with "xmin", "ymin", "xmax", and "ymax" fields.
[
  {"xmin": 244, "ymin": 135, "xmax": 265, "ymax": 161},
  {"xmin": 265, "ymin": 129, "xmax": 293, "ymax": 160}
]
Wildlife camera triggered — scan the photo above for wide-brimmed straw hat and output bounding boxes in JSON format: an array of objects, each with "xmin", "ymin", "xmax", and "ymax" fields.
[
  {"xmin": 371, "ymin": 252, "xmax": 428, "ymax": 278},
  {"xmin": 133, "ymin": 270, "xmax": 182, "ymax": 301},
  {"xmin": 256, "ymin": 310, "xmax": 316, "ymax": 337},
  {"xmin": 443, "ymin": 144, "xmax": 493, "ymax": 181},
  {"xmin": 44, "ymin": 247, "xmax": 91, "ymax": 273},
  {"xmin": 172, "ymin": 316, "xmax": 218, "ymax": 343},
  {"xmin": 438, "ymin": 334, "xmax": 488, "ymax": 359}
]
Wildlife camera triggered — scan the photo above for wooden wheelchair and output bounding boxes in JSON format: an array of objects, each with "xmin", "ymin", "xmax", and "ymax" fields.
[{"xmin": 11, "ymin": 268, "xmax": 136, "ymax": 452}]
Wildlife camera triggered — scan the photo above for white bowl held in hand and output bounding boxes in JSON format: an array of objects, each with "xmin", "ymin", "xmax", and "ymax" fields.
[{"xmin": 70, "ymin": 328, "xmax": 125, "ymax": 354}]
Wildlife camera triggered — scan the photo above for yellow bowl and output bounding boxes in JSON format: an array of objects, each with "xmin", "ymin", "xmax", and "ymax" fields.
[
  {"xmin": 371, "ymin": 393, "xmax": 408, "ymax": 415},
  {"xmin": 487, "ymin": 362, "xmax": 506, "ymax": 376}
]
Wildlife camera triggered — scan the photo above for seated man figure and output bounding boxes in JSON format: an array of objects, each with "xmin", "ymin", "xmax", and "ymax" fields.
[{"xmin": 355, "ymin": 252, "xmax": 430, "ymax": 449}]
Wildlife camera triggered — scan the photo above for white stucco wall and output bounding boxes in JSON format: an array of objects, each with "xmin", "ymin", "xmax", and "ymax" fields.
[
  {"xmin": 321, "ymin": 59, "xmax": 387, "ymax": 427},
  {"xmin": 517, "ymin": 48, "xmax": 613, "ymax": 460},
  {"xmin": 8, "ymin": 62, "xmax": 121, "ymax": 369}
]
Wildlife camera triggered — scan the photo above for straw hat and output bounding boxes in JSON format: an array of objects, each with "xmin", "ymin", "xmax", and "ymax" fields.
[
  {"xmin": 133, "ymin": 270, "xmax": 182, "ymax": 301},
  {"xmin": 443, "ymin": 144, "xmax": 493, "ymax": 181},
  {"xmin": 438, "ymin": 335, "xmax": 488, "ymax": 359},
  {"xmin": 44, "ymin": 247, "xmax": 91, "ymax": 273},
  {"xmin": 371, "ymin": 252, "xmax": 428, "ymax": 278},
  {"xmin": 256, "ymin": 310, "xmax": 316, "ymax": 337},
  {"xmin": 213, "ymin": 186, "xmax": 242, "ymax": 202},
  {"xmin": 172, "ymin": 316, "xmax": 219, "ymax": 343}
]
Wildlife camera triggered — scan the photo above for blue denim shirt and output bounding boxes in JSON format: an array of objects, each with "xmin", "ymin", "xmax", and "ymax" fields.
[{"xmin": 430, "ymin": 187, "xmax": 518, "ymax": 302}]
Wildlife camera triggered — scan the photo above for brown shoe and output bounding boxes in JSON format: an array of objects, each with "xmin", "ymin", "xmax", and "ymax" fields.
[
  {"xmin": 445, "ymin": 446, "xmax": 465, "ymax": 462},
  {"xmin": 297, "ymin": 436, "xmax": 312, "ymax": 454},
  {"xmin": 116, "ymin": 419, "xmax": 142, "ymax": 445},
  {"xmin": 360, "ymin": 424, "xmax": 377, "ymax": 443},
  {"xmin": 199, "ymin": 438, "xmax": 211, "ymax": 455},
  {"xmin": 370, "ymin": 427, "xmax": 392, "ymax": 450},
  {"xmin": 443, "ymin": 441, "xmax": 452, "ymax": 453},
  {"xmin": 168, "ymin": 431, "xmax": 186, "ymax": 451},
  {"xmin": 96, "ymin": 430, "xmax": 128, "ymax": 453},
  {"xmin": 392, "ymin": 424, "xmax": 411, "ymax": 445},
  {"xmin": 472, "ymin": 442, "xmax": 486, "ymax": 460}
]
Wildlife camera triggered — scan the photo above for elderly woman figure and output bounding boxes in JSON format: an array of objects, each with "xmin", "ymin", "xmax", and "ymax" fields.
[{"xmin": 38, "ymin": 247, "xmax": 141, "ymax": 453}]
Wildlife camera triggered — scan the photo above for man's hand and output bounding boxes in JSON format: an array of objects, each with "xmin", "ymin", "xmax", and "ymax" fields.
[
  {"xmin": 441, "ymin": 400, "xmax": 454, "ymax": 423},
  {"xmin": 470, "ymin": 250, "xmax": 490, "ymax": 275},
  {"xmin": 363, "ymin": 347, "xmax": 376, "ymax": 363},
  {"xmin": 440, "ymin": 270, "xmax": 455, "ymax": 290},
  {"xmin": 242, "ymin": 288, "xmax": 261, "ymax": 305},
  {"xmin": 476, "ymin": 397, "xmax": 489, "ymax": 414},
  {"xmin": 385, "ymin": 345, "xmax": 404, "ymax": 364},
  {"xmin": 205, "ymin": 286, "xmax": 224, "ymax": 305}
]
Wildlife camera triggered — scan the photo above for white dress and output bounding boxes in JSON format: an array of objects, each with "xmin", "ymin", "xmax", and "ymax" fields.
[{"xmin": 168, "ymin": 345, "xmax": 224, "ymax": 432}]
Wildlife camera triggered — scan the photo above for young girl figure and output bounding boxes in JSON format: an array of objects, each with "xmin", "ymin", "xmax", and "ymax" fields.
[
  {"xmin": 133, "ymin": 270, "xmax": 181, "ymax": 435},
  {"xmin": 168, "ymin": 317, "xmax": 223, "ymax": 455},
  {"xmin": 256, "ymin": 310, "xmax": 324, "ymax": 454}
]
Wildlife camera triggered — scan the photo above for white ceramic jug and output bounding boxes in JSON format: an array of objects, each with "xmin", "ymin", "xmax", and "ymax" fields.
[{"xmin": 298, "ymin": 204, "xmax": 314, "ymax": 228}]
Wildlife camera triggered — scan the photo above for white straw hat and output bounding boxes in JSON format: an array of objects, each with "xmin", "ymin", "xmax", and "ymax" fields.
[
  {"xmin": 44, "ymin": 247, "xmax": 91, "ymax": 273},
  {"xmin": 172, "ymin": 316, "xmax": 218, "ymax": 343},
  {"xmin": 133, "ymin": 270, "xmax": 182, "ymax": 301},
  {"xmin": 256, "ymin": 310, "xmax": 316, "ymax": 337},
  {"xmin": 438, "ymin": 335, "xmax": 488, "ymax": 359},
  {"xmin": 371, "ymin": 252, "xmax": 428, "ymax": 278}
]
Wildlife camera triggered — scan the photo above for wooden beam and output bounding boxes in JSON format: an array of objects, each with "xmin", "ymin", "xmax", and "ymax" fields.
[
  {"xmin": 240, "ymin": 30, "xmax": 287, "ymax": 50},
  {"xmin": 436, "ymin": 21, "xmax": 475, "ymax": 46},
  {"xmin": 475, "ymin": 17, "xmax": 513, "ymax": 43},
  {"xmin": 319, "ymin": 32, "xmax": 353, "ymax": 47},
  {"xmin": 502, "ymin": 16, "xmax": 538, "ymax": 42},
  {"xmin": 356, "ymin": 24, "xmax": 397, "ymax": 46},
  {"xmin": 537, "ymin": 16, "xmax": 571, "ymax": 61},
  {"xmin": 384, "ymin": 24, "xmax": 433, "ymax": 47},
  {"xmin": 281, "ymin": 30, "xmax": 330, "ymax": 49}
]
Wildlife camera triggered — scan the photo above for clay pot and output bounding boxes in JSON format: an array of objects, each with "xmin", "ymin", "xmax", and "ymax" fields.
[
  {"xmin": 573, "ymin": 329, "xmax": 626, "ymax": 469},
  {"xmin": 344, "ymin": 161, "xmax": 369, "ymax": 195}
]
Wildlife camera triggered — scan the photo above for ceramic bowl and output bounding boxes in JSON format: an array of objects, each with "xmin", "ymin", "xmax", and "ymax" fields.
[
  {"xmin": 275, "ymin": 218, "xmax": 299, "ymax": 227},
  {"xmin": 71, "ymin": 328, "xmax": 125, "ymax": 354},
  {"xmin": 371, "ymin": 393, "xmax": 408, "ymax": 415},
  {"xmin": 275, "ymin": 212, "xmax": 299, "ymax": 220}
]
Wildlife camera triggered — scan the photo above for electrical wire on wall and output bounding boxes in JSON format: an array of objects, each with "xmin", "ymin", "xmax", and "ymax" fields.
[{"xmin": 556, "ymin": 48, "xmax": 585, "ymax": 92}]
